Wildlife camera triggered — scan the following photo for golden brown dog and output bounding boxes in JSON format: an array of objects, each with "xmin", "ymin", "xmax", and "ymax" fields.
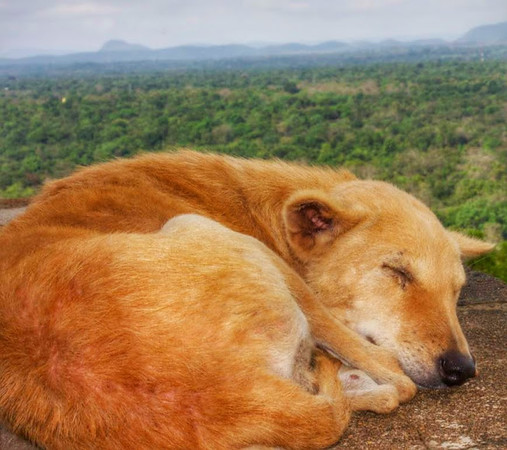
[
  {"xmin": 0, "ymin": 213, "xmax": 363, "ymax": 449},
  {"xmin": 0, "ymin": 151, "xmax": 493, "ymax": 448}
]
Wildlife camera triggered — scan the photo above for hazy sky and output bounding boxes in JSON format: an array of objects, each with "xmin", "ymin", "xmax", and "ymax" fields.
[{"xmin": 1, "ymin": 0, "xmax": 506, "ymax": 56}]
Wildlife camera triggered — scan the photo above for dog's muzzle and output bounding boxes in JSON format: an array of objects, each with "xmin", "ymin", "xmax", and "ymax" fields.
[{"xmin": 438, "ymin": 350, "xmax": 476, "ymax": 386}]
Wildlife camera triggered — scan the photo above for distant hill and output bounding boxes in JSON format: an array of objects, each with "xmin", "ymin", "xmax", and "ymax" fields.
[
  {"xmin": 100, "ymin": 40, "xmax": 150, "ymax": 53},
  {"xmin": 458, "ymin": 21, "xmax": 507, "ymax": 44}
]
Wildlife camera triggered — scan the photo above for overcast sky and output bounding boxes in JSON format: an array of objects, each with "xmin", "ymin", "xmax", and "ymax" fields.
[{"xmin": 1, "ymin": 0, "xmax": 506, "ymax": 56}]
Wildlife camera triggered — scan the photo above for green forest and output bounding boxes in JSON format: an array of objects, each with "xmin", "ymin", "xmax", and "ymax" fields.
[{"xmin": 0, "ymin": 60, "xmax": 506, "ymax": 279}]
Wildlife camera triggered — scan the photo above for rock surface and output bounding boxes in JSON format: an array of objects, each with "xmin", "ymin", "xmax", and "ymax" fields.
[
  {"xmin": 0, "ymin": 207, "xmax": 27, "ymax": 226},
  {"xmin": 338, "ymin": 300, "xmax": 507, "ymax": 449},
  {"xmin": 0, "ymin": 205, "xmax": 505, "ymax": 449}
]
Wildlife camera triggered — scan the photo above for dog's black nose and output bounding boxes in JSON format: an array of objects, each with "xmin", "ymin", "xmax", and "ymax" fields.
[{"xmin": 438, "ymin": 350, "xmax": 476, "ymax": 386}]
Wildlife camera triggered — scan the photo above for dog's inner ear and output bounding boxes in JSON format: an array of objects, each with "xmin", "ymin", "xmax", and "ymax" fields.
[
  {"xmin": 296, "ymin": 203, "xmax": 334, "ymax": 234},
  {"xmin": 284, "ymin": 198, "xmax": 339, "ymax": 254},
  {"xmin": 284, "ymin": 191, "xmax": 366, "ymax": 257}
]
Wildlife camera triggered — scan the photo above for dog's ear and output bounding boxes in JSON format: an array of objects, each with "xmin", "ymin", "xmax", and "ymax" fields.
[
  {"xmin": 448, "ymin": 231, "xmax": 496, "ymax": 259},
  {"xmin": 283, "ymin": 190, "xmax": 365, "ymax": 257}
]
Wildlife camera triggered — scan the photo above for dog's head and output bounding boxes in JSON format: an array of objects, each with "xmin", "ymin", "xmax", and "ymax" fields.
[{"xmin": 283, "ymin": 180, "xmax": 494, "ymax": 388}]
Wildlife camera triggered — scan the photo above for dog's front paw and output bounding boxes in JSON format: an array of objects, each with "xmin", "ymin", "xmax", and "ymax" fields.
[
  {"xmin": 391, "ymin": 373, "xmax": 417, "ymax": 403},
  {"xmin": 375, "ymin": 385, "xmax": 399, "ymax": 413},
  {"xmin": 366, "ymin": 347, "xmax": 417, "ymax": 403},
  {"xmin": 364, "ymin": 384, "xmax": 399, "ymax": 414},
  {"xmin": 373, "ymin": 361, "xmax": 417, "ymax": 402}
]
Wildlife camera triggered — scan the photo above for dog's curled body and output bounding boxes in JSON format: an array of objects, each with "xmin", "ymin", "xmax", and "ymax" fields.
[
  {"xmin": 0, "ymin": 150, "xmax": 493, "ymax": 448},
  {"xmin": 0, "ymin": 214, "xmax": 350, "ymax": 449}
]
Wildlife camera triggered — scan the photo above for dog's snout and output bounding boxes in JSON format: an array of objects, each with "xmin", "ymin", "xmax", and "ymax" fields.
[{"xmin": 438, "ymin": 350, "xmax": 476, "ymax": 387}]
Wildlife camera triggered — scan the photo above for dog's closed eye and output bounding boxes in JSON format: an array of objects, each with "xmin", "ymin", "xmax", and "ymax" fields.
[{"xmin": 382, "ymin": 263, "xmax": 413, "ymax": 290}]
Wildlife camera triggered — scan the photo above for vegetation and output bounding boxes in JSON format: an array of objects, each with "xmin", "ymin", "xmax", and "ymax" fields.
[{"xmin": 0, "ymin": 59, "xmax": 506, "ymax": 279}]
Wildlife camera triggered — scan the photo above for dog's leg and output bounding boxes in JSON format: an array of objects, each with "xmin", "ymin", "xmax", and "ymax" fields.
[
  {"xmin": 236, "ymin": 354, "xmax": 350, "ymax": 450},
  {"xmin": 300, "ymin": 287, "xmax": 416, "ymax": 403},
  {"xmin": 275, "ymin": 261, "xmax": 417, "ymax": 404}
]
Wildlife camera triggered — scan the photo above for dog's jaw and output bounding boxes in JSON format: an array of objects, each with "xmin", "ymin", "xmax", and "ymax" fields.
[{"xmin": 397, "ymin": 351, "xmax": 449, "ymax": 389}]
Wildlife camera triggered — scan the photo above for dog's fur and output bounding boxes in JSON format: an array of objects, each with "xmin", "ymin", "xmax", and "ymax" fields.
[
  {"xmin": 0, "ymin": 213, "xmax": 361, "ymax": 449},
  {"xmin": 0, "ymin": 151, "xmax": 493, "ymax": 448}
]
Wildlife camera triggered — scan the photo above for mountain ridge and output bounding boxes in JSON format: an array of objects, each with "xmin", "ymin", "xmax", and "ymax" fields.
[
  {"xmin": 1, "ymin": 22, "xmax": 506, "ymax": 67},
  {"xmin": 100, "ymin": 40, "xmax": 150, "ymax": 53},
  {"xmin": 458, "ymin": 21, "xmax": 507, "ymax": 44}
]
